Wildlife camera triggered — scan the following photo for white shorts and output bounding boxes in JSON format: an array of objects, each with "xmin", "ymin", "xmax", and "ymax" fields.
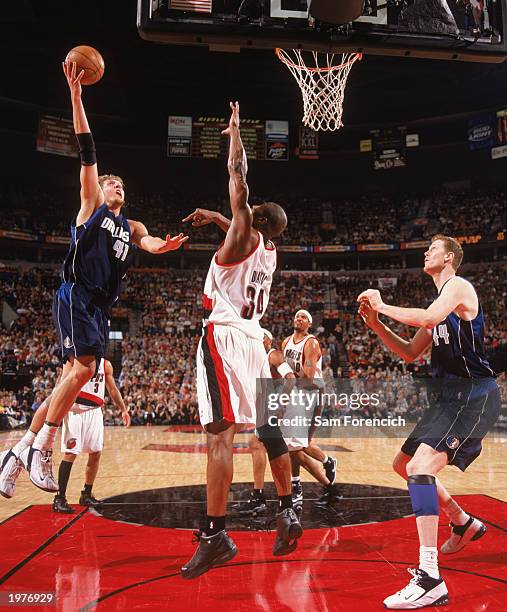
[
  {"xmin": 197, "ymin": 324, "xmax": 271, "ymax": 427},
  {"xmin": 61, "ymin": 406, "xmax": 104, "ymax": 455}
]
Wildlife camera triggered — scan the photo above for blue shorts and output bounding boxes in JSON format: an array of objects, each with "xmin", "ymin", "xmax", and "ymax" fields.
[
  {"xmin": 401, "ymin": 378, "xmax": 501, "ymax": 471},
  {"xmin": 52, "ymin": 283, "xmax": 109, "ymax": 366}
]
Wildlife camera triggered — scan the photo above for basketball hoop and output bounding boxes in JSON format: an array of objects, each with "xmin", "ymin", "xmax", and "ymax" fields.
[{"xmin": 275, "ymin": 49, "xmax": 362, "ymax": 132}]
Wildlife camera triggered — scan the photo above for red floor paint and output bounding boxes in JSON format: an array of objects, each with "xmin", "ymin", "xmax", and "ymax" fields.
[{"xmin": 0, "ymin": 495, "xmax": 505, "ymax": 611}]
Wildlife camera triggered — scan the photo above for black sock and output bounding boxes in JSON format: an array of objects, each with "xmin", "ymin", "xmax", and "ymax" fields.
[
  {"xmin": 205, "ymin": 515, "xmax": 225, "ymax": 537},
  {"xmin": 57, "ymin": 461, "xmax": 73, "ymax": 498},
  {"xmin": 253, "ymin": 488, "xmax": 264, "ymax": 497},
  {"xmin": 83, "ymin": 483, "xmax": 92, "ymax": 494},
  {"xmin": 278, "ymin": 495, "xmax": 293, "ymax": 511}
]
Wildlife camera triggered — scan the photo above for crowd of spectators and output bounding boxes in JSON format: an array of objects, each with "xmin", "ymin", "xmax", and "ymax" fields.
[
  {"xmin": 1, "ymin": 261, "xmax": 506, "ymax": 430},
  {"xmin": 1, "ymin": 185, "xmax": 506, "ymax": 247}
]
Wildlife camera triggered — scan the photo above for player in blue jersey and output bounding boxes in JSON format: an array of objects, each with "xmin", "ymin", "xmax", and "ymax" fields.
[
  {"xmin": 1, "ymin": 61, "xmax": 187, "ymax": 493},
  {"xmin": 357, "ymin": 234, "xmax": 500, "ymax": 610}
]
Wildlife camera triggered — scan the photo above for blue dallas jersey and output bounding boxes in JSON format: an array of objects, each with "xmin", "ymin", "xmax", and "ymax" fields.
[
  {"xmin": 61, "ymin": 204, "xmax": 134, "ymax": 309},
  {"xmin": 430, "ymin": 279, "xmax": 495, "ymax": 379}
]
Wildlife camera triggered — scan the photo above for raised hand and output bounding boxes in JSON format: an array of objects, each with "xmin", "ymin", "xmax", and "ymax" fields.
[
  {"xmin": 155, "ymin": 233, "xmax": 189, "ymax": 254},
  {"xmin": 62, "ymin": 60, "xmax": 84, "ymax": 100},
  {"xmin": 358, "ymin": 299, "xmax": 381, "ymax": 331},
  {"xmin": 357, "ymin": 289, "xmax": 384, "ymax": 312},
  {"xmin": 182, "ymin": 208, "xmax": 216, "ymax": 227},
  {"xmin": 221, "ymin": 101, "xmax": 240, "ymax": 136}
]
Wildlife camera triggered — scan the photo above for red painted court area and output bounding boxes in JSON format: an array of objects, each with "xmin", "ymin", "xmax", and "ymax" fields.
[{"xmin": 0, "ymin": 495, "xmax": 505, "ymax": 611}]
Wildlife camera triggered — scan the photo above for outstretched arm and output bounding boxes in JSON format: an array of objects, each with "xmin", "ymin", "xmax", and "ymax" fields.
[
  {"xmin": 358, "ymin": 300, "xmax": 433, "ymax": 363},
  {"xmin": 217, "ymin": 101, "xmax": 257, "ymax": 264},
  {"xmin": 128, "ymin": 220, "xmax": 188, "ymax": 254},
  {"xmin": 182, "ymin": 208, "xmax": 231, "ymax": 234},
  {"xmin": 104, "ymin": 360, "xmax": 130, "ymax": 427},
  {"xmin": 62, "ymin": 61, "xmax": 102, "ymax": 226},
  {"xmin": 357, "ymin": 277, "xmax": 475, "ymax": 329}
]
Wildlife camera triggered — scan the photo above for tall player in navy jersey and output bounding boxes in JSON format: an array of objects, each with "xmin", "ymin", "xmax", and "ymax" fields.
[
  {"xmin": 5, "ymin": 61, "xmax": 188, "ymax": 492},
  {"xmin": 358, "ymin": 235, "xmax": 500, "ymax": 609}
]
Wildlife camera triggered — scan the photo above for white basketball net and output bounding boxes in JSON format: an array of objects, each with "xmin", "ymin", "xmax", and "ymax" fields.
[{"xmin": 276, "ymin": 49, "xmax": 362, "ymax": 132}]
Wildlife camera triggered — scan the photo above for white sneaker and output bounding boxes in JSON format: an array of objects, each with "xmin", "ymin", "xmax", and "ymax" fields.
[
  {"xmin": 0, "ymin": 449, "xmax": 23, "ymax": 498},
  {"xmin": 19, "ymin": 447, "xmax": 59, "ymax": 493},
  {"xmin": 441, "ymin": 517, "xmax": 487, "ymax": 554},
  {"xmin": 383, "ymin": 568, "xmax": 448, "ymax": 609}
]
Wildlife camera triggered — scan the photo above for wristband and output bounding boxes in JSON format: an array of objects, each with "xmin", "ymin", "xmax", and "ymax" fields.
[
  {"xmin": 76, "ymin": 132, "xmax": 97, "ymax": 166},
  {"xmin": 277, "ymin": 362, "xmax": 294, "ymax": 378}
]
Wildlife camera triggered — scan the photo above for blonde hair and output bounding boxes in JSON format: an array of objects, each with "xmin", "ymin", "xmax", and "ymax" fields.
[
  {"xmin": 98, "ymin": 174, "xmax": 125, "ymax": 190},
  {"xmin": 431, "ymin": 234, "xmax": 463, "ymax": 270}
]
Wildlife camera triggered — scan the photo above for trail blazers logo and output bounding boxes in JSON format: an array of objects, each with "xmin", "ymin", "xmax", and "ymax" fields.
[{"xmin": 64, "ymin": 336, "xmax": 73, "ymax": 349}]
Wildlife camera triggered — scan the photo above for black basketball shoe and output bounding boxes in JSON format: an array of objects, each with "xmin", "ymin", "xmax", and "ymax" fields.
[
  {"xmin": 79, "ymin": 490, "xmax": 101, "ymax": 507},
  {"xmin": 273, "ymin": 508, "xmax": 303, "ymax": 556},
  {"xmin": 181, "ymin": 530, "xmax": 238, "ymax": 579},
  {"xmin": 315, "ymin": 483, "xmax": 341, "ymax": 507},
  {"xmin": 324, "ymin": 456, "xmax": 338, "ymax": 485},
  {"xmin": 52, "ymin": 495, "xmax": 75, "ymax": 514},
  {"xmin": 292, "ymin": 480, "xmax": 303, "ymax": 511},
  {"xmin": 233, "ymin": 490, "xmax": 268, "ymax": 515}
]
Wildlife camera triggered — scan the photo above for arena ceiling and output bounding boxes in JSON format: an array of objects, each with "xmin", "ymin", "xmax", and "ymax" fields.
[{"xmin": 2, "ymin": 0, "xmax": 507, "ymax": 141}]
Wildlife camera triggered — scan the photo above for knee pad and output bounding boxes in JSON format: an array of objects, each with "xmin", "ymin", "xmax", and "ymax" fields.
[
  {"xmin": 256, "ymin": 424, "xmax": 288, "ymax": 461},
  {"xmin": 407, "ymin": 474, "xmax": 439, "ymax": 517}
]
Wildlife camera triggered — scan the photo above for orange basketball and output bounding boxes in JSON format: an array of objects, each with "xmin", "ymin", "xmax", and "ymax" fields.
[{"xmin": 65, "ymin": 45, "xmax": 105, "ymax": 86}]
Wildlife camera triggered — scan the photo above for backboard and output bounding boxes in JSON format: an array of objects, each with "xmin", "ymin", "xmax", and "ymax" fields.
[{"xmin": 138, "ymin": 0, "xmax": 507, "ymax": 62}]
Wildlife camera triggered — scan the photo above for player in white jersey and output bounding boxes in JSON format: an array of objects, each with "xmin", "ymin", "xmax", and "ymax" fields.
[
  {"xmin": 282, "ymin": 310, "xmax": 339, "ymax": 508},
  {"xmin": 53, "ymin": 358, "xmax": 130, "ymax": 513},
  {"xmin": 0, "ymin": 360, "xmax": 129, "ymax": 505},
  {"xmin": 180, "ymin": 101, "xmax": 302, "ymax": 579}
]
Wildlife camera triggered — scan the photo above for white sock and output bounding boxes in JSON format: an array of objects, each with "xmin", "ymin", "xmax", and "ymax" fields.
[
  {"xmin": 32, "ymin": 423, "xmax": 58, "ymax": 451},
  {"xmin": 12, "ymin": 430, "xmax": 37, "ymax": 456},
  {"xmin": 419, "ymin": 546, "xmax": 439, "ymax": 579},
  {"xmin": 291, "ymin": 476, "xmax": 300, "ymax": 483},
  {"xmin": 322, "ymin": 455, "xmax": 329, "ymax": 464},
  {"xmin": 442, "ymin": 498, "xmax": 469, "ymax": 526}
]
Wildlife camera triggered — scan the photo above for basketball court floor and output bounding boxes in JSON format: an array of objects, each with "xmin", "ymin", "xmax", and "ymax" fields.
[{"xmin": 1, "ymin": 426, "xmax": 505, "ymax": 610}]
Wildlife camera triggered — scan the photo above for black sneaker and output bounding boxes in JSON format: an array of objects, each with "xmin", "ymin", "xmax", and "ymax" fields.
[
  {"xmin": 52, "ymin": 495, "xmax": 75, "ymax": 514},
  {"xmin": 181, "ymin": 530, "xmax": 238, "ymax": 579},
  {"xmin": 79, "ymin": 490, "xmax": 101, "ymax": 507},
  {"xmin": 233, "ymin": 490, "xmax": 268, "ymax": 515},
  {"xmin": 324, "ymin": 456, "xmax": 337, "ymax": 485},
  {"xmin": 292, "ymin": 480, "xmax": 303, "ymax": 510},
  {"xmin": 273, "ymin": 508, "xmax": 303, "ymax": 556},
  {"xmin": 315, "ymin": 484, "xmax": 341, "ymax": 507}
]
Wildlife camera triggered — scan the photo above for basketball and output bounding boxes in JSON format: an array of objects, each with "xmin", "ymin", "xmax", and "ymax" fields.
[{"xmin": 65, "ymin": 45, "xmax": 104, "ymax": 85}]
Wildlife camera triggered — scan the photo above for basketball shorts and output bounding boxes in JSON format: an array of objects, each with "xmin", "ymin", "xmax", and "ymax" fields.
[
  {"xmin": 284, "ymin": 388, "xmax": 322, "ymax": 451},
  {"xmin": 53, "ymin": 283, "xmax": 109, "ymax": 367},
  {"xmin": 196, "ymin": 323, "xmax": 271, "ymax": 427},
  {"xmin": 401, "ymin": 377, "xmax": 501, "ymax": 471},
  {"xmin": 61, "ymin": 405, "xmax": 104, "ymax": 455}
]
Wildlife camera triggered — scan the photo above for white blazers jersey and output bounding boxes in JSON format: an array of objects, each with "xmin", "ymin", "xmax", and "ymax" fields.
[
  {"xmin": 284, "ymin": 334, "xmax": 322, "ymax": 378},
  {"xmin": 202, "ymin": 231, "xmax": 277, "ymax": 340},
  {"xmin": 75, "ymin": 358, "xmax": 105, "ymax": 410}
]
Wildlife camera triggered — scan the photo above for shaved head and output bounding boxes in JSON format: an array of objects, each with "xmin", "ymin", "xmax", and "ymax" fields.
[{"xmin": 252, "ymin": 202, "xmax": 287, "ymax": 239}]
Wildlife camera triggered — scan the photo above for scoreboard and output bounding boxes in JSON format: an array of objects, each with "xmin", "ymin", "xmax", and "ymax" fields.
[{"xmin": 168, "ymin": 116, "xmax": 287, "ymax": 160}]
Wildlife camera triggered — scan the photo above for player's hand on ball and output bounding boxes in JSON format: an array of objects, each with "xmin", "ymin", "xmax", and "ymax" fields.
[
  {"xmin": 357, "ymin": 289, "xmax": 384, "ymax": 312},
  {"xmin": 62, "ymin": 60, "xmax": 84, "ymax": 99},
  {"xmin": 182, "ymin": 208, "xmax": 215, "ymax": 227},
  {"xmin": 156, "ymin": 232, "xmax": 189, "ymax": 253},
  {"xmin": 221, "ymin": 101, "xmax": 240, "ymax": 135},
  {"xmin": 358, "ymin": 300, "xmax": 381, "ymax": 331}
]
